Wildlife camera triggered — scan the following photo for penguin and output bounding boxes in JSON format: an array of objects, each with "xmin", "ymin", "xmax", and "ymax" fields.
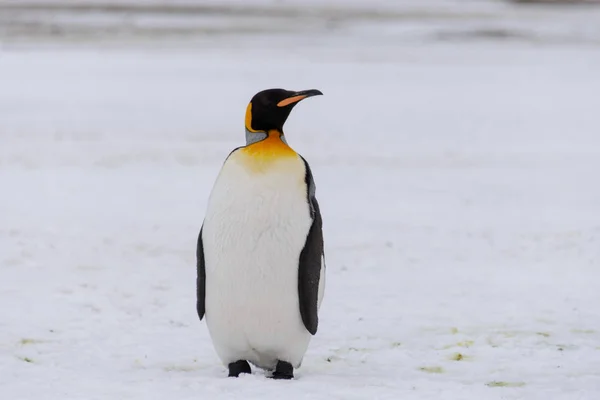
[{"xmin": 196, "ymin": 88, "xmax": 325, "ymax": 380}]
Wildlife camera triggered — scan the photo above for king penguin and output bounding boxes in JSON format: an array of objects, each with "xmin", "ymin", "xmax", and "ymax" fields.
[{"xmin": 196, "ymin": 88, "xmax": 325, "ymax": 379}]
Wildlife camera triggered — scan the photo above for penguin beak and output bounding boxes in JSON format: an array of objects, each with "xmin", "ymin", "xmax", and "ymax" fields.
[{"xmin": 277, "ymin": 89, "xmax": 323, "ymax": 108}]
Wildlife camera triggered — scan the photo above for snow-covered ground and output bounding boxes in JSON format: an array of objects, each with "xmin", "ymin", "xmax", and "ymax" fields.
[{"xmin": 1, "ymin": 1, "xmax": 600, "ymax": 399}]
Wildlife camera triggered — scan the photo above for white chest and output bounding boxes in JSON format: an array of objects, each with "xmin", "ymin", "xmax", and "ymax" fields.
[
  {"xmin": 203, "ymin": 153, "xmax": 311, "ymax": 252},
  {"xmin": 201, "ymin": 152, "xmax": 314, "ymax": 367}
]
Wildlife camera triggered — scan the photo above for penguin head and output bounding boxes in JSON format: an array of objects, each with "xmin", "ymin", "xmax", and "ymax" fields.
[{"xmin": 245, "ymin": 88, "xmax": 323, "ymax": 133}]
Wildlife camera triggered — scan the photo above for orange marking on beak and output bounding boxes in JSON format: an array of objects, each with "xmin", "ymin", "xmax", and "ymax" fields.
[{"xmin": 277, "ymin": 95, "xmax": 307, "ymax": 107}]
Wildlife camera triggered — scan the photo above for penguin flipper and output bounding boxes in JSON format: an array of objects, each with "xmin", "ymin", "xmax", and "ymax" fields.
[
  {"xmin": 196, "ymin": 225, "xmax": 206, "ymax": 320},
  {"xmin": 298, "ymin": 157, "xmax": 325, "ymax": 335}
]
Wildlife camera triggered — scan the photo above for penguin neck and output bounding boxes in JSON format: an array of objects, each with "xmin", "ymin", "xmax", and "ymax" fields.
[
  {"xmin": 245, "ymin": 128, "xmax": 289, "ymax": 146},
  {"xmin": 241, "ymin": 129, "xmax": 297, "ymax": 161}
]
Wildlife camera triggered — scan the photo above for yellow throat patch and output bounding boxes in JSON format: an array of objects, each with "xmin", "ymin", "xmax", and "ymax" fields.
[{"xmin": 239, "ymin": 130, "xmax": 298, "ymax": 171}]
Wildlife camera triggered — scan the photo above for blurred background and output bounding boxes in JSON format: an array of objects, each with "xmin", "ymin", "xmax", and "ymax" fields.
[
  {"xmin": 1, "ymin": 1, "xmax": 600, "ymax": 398},
  {"xmin": 2, "ymin": 0, "xmax": 600, "ymax": 47}
]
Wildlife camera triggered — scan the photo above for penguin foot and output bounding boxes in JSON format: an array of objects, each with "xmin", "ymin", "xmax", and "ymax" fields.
[
  {"xmin": 228, "ymin": 360, "xmax": 251, "ymax": 377},
  {"xmin": 271, "ymin": 360, "xmax": 294, "ymax": 380}
]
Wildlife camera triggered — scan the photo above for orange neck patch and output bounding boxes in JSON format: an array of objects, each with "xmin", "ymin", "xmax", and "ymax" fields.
[
  {"xmin": 239, "ymin": 130, "xmax": 297, "ymax": 170},
  {"xmin": 245, "ymin": 103, "xmax": 259, "ymax": 133}
]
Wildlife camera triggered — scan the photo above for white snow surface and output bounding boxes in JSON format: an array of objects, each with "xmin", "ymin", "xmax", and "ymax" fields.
[{"xmin": 1, "ymin": 1, "xmax": 600, "ymax": 399}]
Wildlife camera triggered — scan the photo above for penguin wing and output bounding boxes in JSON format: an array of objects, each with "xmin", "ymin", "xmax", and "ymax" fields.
[
  {"xmin": 298, "ymin": 156, "xmax": 325, "ymax": 335},
  {"xmin": 196, "ymin": 225, "xmax": 206, "ymax": 320}
]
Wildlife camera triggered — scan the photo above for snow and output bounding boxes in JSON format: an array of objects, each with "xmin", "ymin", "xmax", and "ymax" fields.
[{"xmin": 1, "ymin": 1, "xmax": 600, "ymax": 399}]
